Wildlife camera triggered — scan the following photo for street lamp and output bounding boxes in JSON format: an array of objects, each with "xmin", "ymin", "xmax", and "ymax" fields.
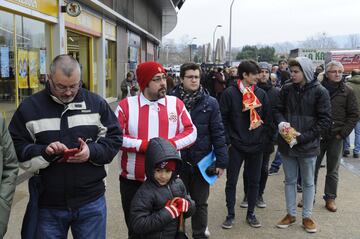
[
  {"xmin": 213, "ymin": 24, "xmax": 222, "ymax": 64},
  {"xmin": 189, "ymin": 37, "xmax": 197, "ymax": 61},
  {"xmin": 229, "ymin": 0, "xmax": 235, "ymax": 65}
]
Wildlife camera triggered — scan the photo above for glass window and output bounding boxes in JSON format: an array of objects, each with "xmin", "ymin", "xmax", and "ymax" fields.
[
  {"xmin": 0, "ymin": 10, "xmax": 15, "ymax": 121},
  {"xmin": 16, "ymin": 15, "xmax": 50, "ymax": 102},
  {"xmin": 0, "ymin": 11, "xmax": 51, "ymax": 122},
  {"xmin": 105, "ymin": 40, "xmax": 116, "ymax": 98}
]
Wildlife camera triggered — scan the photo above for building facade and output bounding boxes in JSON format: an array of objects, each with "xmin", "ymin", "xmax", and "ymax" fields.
[{"xmin": 0, "ymin": 0, "xmax": 181, "ymax": 122}]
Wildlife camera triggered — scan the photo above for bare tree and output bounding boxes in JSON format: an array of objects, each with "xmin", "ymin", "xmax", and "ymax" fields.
[
  {"xmin": 272, "ymin": 41, "xmax": 296, "ymax": 55},
  {"xmin": 347, "ymin": 34, "xmax": 360, "ymax": 49},
  {"xmin": 301, "ymin": 32, "xmax": 338, "ymax": 49}
]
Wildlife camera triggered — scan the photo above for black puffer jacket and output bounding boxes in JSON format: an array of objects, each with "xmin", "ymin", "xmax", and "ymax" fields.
[
  {"xmin": 257, "ymin": 81, "xmax": 280, "ymax": 153},
  {"xmin": 130, "ymin": 138, "xmax": 195, "ymax": 239},
  {"xmin": 321, "ymin": 79, "xmax": 359, "ymax": 139},
  {"xmin": 170, "ymin": 86, "xmax": 228, "ymax": 168},
  {"xmin": 274, "ymin": 57, "xmax": 331, "ymax": 157}
]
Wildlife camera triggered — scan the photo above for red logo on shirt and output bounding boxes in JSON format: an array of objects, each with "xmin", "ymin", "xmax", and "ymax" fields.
[{"xmin": 169, "ymin": 112, "xmax": 177, "ymax": 122}]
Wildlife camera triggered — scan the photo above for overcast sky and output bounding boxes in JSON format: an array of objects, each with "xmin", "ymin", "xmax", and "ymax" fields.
[{"xmin": 164, "ymin": 0, "xmax": 360, "ymax": 47}]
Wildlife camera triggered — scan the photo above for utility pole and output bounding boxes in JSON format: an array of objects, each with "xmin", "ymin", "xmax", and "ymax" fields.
[{"xmin": 229, "ymin": 0, "xmax": 235, "ymax": 65}]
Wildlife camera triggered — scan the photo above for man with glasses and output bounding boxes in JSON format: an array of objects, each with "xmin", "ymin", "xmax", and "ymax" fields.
[
  {"xmin": 115, "ymin": 61, "xmax": 197, "ymax": 239},
  {"xmin": 170, "ymin": 62, "xmax": 228, "ymax": 238},
  {"xmin": 314, "ymin": 61, "xmax": 359, "ymax": 212},
  {"xmin": 9, "ymin": 55, "xmax": 123, "ymax": 238}
]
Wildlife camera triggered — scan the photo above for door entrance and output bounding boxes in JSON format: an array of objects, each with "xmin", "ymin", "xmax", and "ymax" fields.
[{"xmin": 67, "ymin": 31, "xmax": 90, "ymax": 89}]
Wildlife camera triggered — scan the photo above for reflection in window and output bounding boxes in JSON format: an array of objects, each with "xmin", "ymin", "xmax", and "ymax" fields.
[
  {"xmin": 0, "ymin": 10, "xmax": 15, "ymax": 120},
  {"xmin": 16, "ymin": 15, "xmax": 48, "ymax": 100},
  {"xmin": 105, "ymin": 40, "xmax": 116, "ymax": 98}
]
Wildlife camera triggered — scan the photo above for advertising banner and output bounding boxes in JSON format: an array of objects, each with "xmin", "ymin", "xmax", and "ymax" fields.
[
  {"xmin": 39, "ymin": 49, "xmax": 46, "ymax": 74},
  {"xmin": 18, "ymin": 49, "xmax": 29, "ymax": 88},
  {"xmin": 0, "ymin": 46, "xmax": 10, "ymax": 78},
  {"xmin": 29, "ymin": 50, "xmax": 39, "ymax": 88}
]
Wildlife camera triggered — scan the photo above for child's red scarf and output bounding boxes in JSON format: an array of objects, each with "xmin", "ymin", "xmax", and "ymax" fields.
[{"xmin": 237, "ymin": 80, "xmax": 263, "ymax": 130}]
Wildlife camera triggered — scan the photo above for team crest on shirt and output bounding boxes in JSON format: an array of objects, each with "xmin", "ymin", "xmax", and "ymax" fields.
[{"xmin": 169, "ymin": 112, "xmax": 177, "ymax": 122}]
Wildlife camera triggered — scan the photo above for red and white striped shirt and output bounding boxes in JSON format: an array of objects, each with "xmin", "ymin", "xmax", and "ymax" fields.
[{"xmin": 115, "ymin": 93, "xmax": 197, "ymax": 181}]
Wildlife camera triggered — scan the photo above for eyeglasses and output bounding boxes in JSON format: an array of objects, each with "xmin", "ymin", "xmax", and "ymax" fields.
[
  {"xmin": 184, "ymin": 75, "xmax": 200, "ymax": 79},
  {"xmin": 152, "ymin": 75, "xmax": 167, "ymax": 82},
  {"xmin": 50, "ymin": 79, "xmax": 82, "ymax": 93},
  {"xmin": 328, "ymin": 70, "xmax": 343, "ymax": 75}
]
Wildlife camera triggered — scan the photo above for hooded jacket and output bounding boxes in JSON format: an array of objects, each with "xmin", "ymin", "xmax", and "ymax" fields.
[
  {"xmin": 170, "ymin": 85, "xmax": 228, "ymax": 168},
  {"xmin": 130, "ymin": 137, "xmax": 195, "ymax": 239},
  {"xmin": 0, "ymin": 116, "xmax": 19, "ymax": 237},
  {"xmin": 274, "ymin": 57, "xmax": 332, "ymax": 157}
]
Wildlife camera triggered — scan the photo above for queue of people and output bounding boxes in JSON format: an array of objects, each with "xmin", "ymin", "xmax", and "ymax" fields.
[{"xmin": 1, "ymin": 54, "xmax": 359, "ymax": 239}]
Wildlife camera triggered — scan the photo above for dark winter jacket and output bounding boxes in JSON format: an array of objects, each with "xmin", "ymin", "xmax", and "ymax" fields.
[
  {"xmin": 321, "ymin": 79, "xmax": 359, "ymax": 139},
  {"xmin": 220, "ymin": 82, "xmax": 271, "ymax": 153},
  {"xmin": 347, "ymin": 75, "xmax": 360, "ymax": 107},
  {"xmin": 170, "ymin": 86, "xmax": 228, "ymax": 168},
  {"xmin": 130, "ymin": 137, "xmax": 195, "ymax": 239},
  {"xmin": 213, "ymin": 72, "xmax": 226, "ymax": 94},
  {"xmin": 274, "ymin": 57, "xmax": 332, "ymax": 157},
  {"xmin": 9, "ymin": 83, "xmax": 123, "ymax": 209},
  {"xmin": 257, "ymin": 81, "xmax": 280, "ymax": 153}
]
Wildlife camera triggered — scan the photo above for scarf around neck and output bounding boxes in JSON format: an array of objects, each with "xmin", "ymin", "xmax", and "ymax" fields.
[
  {"xmin": 237, "ymin": 80, "xmax": 263, "ymax": 130},
  {"xmin": 179, "ymin": 84, "xmax": 204, "ymax": 111}
]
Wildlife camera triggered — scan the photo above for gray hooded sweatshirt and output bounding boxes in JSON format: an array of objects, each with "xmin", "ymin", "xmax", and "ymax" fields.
[{"xmin": 274, "ymin": 57, "xmax": 331, "ymax": 157}]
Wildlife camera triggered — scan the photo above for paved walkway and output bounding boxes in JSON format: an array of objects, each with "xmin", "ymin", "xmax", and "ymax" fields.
[{"xmin": 4, "ymin": 153, "xmax": 360, "ymax": 239}]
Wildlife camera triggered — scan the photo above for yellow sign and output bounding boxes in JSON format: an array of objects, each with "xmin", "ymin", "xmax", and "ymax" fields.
[
  {"xmin": 18, "ymin": 49, "xmax": 29, "ymax": 89},
  {"xmin": 5, "ymin": 0, "xmax": 58, "ymax": 17},
  {"xmin": 65, "ymin": 9, "xmax": 102, "ymax": 36},
  {"xmin": 29, "ymin": 50, "xmax": 39, "ymax": 88}
]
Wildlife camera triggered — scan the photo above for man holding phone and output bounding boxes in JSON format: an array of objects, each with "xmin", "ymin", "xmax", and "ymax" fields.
[{"xmin": 9, "ymin": 55, "xmax": 122, "ymax": 238}]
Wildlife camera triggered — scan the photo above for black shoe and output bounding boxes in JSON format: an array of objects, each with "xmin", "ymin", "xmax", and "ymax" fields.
[
  {"xmin": 246, "ymin": 214, "xmax": 261, "ymax": 228},
  {"xmin": 256, "ymin": 196, "xmax": 267, "ymax": 208},
  {"xmin": 268, "ymin": 167, "xmax": 279, "ymax": 176},
  {"xmin": 343, "ymin": 150, "xmax": 350, "ymax": 157},
  {"xmin": 240, "ymin": 196, "xmax": 248, "ymax": 208},
  {"xmin": 297, "ymin": 184, "xmax": 303, "ymax": 193},
  {"xmin": 354, "ymin": 153, "xmax": 359, "ymax": 158},
  {"xmin": 222, "ymin": 217, "xmax": 234, "ymax": 229}
]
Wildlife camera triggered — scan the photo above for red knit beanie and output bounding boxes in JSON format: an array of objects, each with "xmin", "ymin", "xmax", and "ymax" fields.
[
  {"xmin": 155, "ymin": 159, "xmax": 177, "ymax": 171},
  {"xmin": 136, "ymin": 61, "xmax": 166, "ymax": 91}
]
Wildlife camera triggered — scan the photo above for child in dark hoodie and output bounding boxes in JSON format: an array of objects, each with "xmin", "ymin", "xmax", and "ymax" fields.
[{"xmin": 130, "ymin": 137, "xmax": 195, "ymax": 239}]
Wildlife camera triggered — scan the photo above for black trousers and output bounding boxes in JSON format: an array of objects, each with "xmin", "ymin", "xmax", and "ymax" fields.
[
  {"xmin": 244, "ymin": 152, "xmax": 270, "ymax": 197},
  {"xmin": 119, "ymin": 176, "xmax": 143, "ymax": 239},
  {"xmin": 180, "ymin": 162, "xmax": 210, "ymax": 239},
  {"xmin": 225, "ymin": 146, "xmax": 263, "ymax": 218}
]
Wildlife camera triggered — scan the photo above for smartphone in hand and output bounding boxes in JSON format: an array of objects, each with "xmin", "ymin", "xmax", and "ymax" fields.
[{"xmin": 64, "ymin": 148, "xmax": 80, "ymax": 160}]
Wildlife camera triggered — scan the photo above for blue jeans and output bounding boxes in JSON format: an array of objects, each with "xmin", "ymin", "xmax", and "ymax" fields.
[
  {"xmin": 270, "ymin": 150, "xmax": 282, "ymax": 170},
  {"xmin": 36, "ymin": 195, "xmax": 106, "ymax": 239},
  {"xmin": 344, "ymin": 120, "xmax": 360, "ymax": 154},
  {"xmin": 282, "ymin": 155, "xmax": 316, "ymax": 219}
]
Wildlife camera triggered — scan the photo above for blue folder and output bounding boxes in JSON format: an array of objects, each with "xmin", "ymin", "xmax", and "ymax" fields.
[{"xmin": 197, "ymin": 151, "xmax": 218, "ymax": 185}]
